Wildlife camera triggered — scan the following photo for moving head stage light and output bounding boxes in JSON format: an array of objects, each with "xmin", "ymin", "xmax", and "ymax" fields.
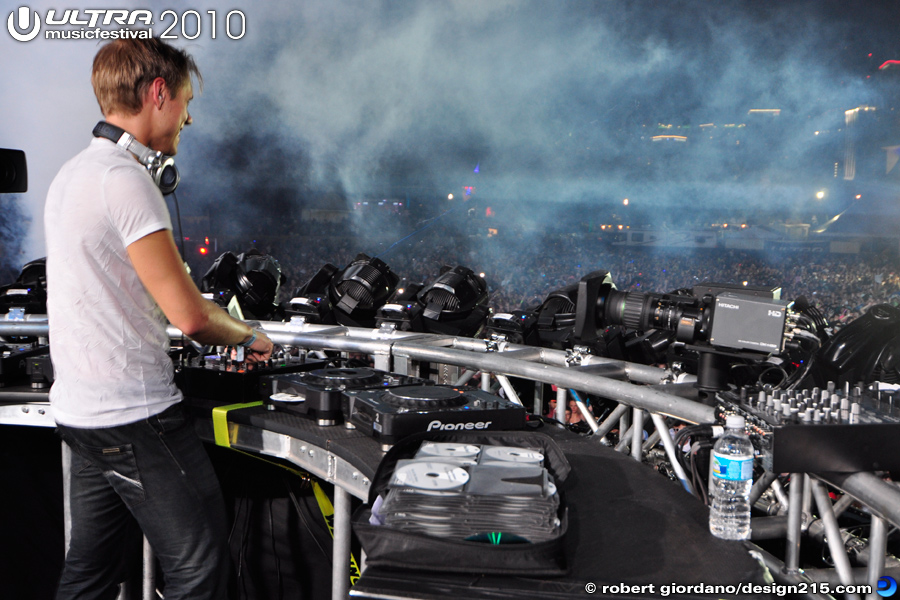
[
  {"xmin": 375, "ymin": 284, "xmax": 425, "ymax": 332},
  {"xmin": 814, "ymin": 303, "xmax": 900, "ymax": 386},
  {"xmin": 532, "ymin": 276, "xmax": 628, "ymax": 359},
  {"xmin": 375, "ymin": 267, "xmax": 490, "ymax": 337},
  {"xmin": 0, "ymin": 258, "xmax": 47, "ymax": 317},
  {"xmin": 291, "ymin": 253, "xmax": 399, "ymax": 328},
  {"xmin": 483, "ymin": 310, "xmax": 540, "ymax": 347},
  {"xmin": 200, "ymin": 249, "xmax": 286, "ymax": 320},
  {"xmin": 0, "ymin": 258, "xmax": 51, "ymax": 386},
  {"xmin": 416, "ymin": 266, "xmax": 489, "ymax": 337}
]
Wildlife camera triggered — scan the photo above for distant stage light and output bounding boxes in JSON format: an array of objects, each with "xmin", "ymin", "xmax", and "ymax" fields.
[
  {"xmin": 448, "ymin": 193, "xmax": 454, "ymax": 200},
  {"xmin": 816, "ymin": 190, "xmax": 826, "ymax": 199}
]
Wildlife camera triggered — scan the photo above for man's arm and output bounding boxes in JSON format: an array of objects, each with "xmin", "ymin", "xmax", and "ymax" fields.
[{"xmin": 127, "ymin": 229, "xmax": 273, "ymax": 361}]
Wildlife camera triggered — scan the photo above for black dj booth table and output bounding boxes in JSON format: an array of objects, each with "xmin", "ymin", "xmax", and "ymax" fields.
[
  {"xmin": 1, "ymin": 389, "xmax": 767, "ymax": 600},
  {"xmin": 190, "ymin": 398, "xmax": 768, "ymax": 600}
]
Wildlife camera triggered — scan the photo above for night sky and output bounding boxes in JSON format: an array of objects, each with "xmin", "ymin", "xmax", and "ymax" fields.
[{"xmin": 2, "ymin": 0, "xmax": 900, "ymax": 274}]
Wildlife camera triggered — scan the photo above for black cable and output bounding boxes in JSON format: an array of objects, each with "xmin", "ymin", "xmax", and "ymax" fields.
[
  {"xmin": 284, "ymin": 478, "xmax": 333, "ymax": 563},
  {"xmin": 169, "ymin": 190, "xmax": 188, "ymax": 260},
  {"xmin": 268, "ymin": 499, "xmax": 283, "ymax": 600},
  {"xmin": 673, "ymin": 425, "xmax": 714, "ymax": 499},
  {"xmin": 690, "ymin": 440, "xmax": 713, "ymax": 505},
  {"xmin": 759, "ymin": 365, "xmax": 788, "ymax": 388},
  {"xmin": 237, "ymin": 495, "xmax": 252, "ymax": 600}
]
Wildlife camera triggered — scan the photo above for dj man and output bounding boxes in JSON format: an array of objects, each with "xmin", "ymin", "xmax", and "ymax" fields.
[{"xmin": 44, "ymin": 38, "xmax": 272, "ymax": 599}]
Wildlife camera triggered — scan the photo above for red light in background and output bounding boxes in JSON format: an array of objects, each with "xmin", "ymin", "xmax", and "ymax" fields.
[
  {"xmin": 485, "ymin": 207, "xmax": 494, "ymax": 217},
  {"xmin": 199, "ymin": 247, "xmax": 208, "ymax": 255}
]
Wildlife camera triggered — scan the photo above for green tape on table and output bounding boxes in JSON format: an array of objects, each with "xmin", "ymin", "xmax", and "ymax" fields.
[{"xmin": 211, "ymin": 401, "xmax": 263, "ymax": 447}]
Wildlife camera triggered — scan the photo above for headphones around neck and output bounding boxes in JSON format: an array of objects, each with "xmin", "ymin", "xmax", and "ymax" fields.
[{"xmin": 92, "ymin": 121, "xmax": 180, "ymax": 195}]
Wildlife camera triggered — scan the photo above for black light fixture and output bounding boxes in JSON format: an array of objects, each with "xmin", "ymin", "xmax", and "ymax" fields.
[
  {"xmin": 286, "ymin": 264, "xmax": 339, "ymax": 325},
  {"xmin": 293, "ymin": 254, "xmax": 399, "ymax": 328},
  {"xmin": 375, "ymin": 283, "xmax": 425, "ymax": 331},
  {"xmin": 330, "ymin": 254, "xmax": 399, "ymax": 327},
  {"xmin": 534, "ymin": 283, "xmax": 579, "ymax": 349},
  {"xmin": 416, "ymin": 265, "xmax": 489, "ymax": 337},
  {"xmin": 483, "ymin": 310, "xmax": 540, "ymax": 346},
  {"xmin": 0, "ymin": 257, "xmax": 47, "ymax": 315},
  {"xmin": 200, "ymin": 249, "xmax": 285, "ymax": 320}
]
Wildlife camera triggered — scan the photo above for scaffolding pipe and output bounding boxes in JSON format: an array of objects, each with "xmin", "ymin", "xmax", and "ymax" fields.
[
  {"xmin": 555, "ymin": 387, "xmax": 567, "ymax": 423},
  {"xmin": 642, "ymin": 429, "xmax": 661, "ymax": 452},
  {"xmin": 650, "ymin": 413, "xmax": 693, "ymax": 495},
  {"xmin": 389, "ymin": 342, "xmax": 715, "ymax": 424},
  {"xmin": 0, "ymin": 322, "xmax": 50, "ymax": 337},
  {"xmin": 749, "ymin": 515, "xmax": 788, "ymax": 540},
  {"xmin": 631, "ymin": 408, "xmax": 644, "ymax": 462},
  {"xmin": 867, "ymin": 516, "xmax": 888, "ymax": 600},
  {"xmin": 745, "ymin": 543, "xmax": 835, "ymax": 600},
  {"xmin": 748, "ymin": 471, "xmax": 778, "ymax": 506},
  {"xmin": 831, "ymin": 493, "xmax": 854, "ymax": 519},
  {"xmin": 453, "ymin": 369, "xmax": 477, "ymax": 387},
  {"xmin": 569, "ymin": 390, "xmax": 600, "ymax": 433},
  {"xmin": 615, "ymin": 424, "xmax": 634, "ymax": 453},
  {"xmin": 810, "ymin": 480, "xmax": 861, "ymax": 600},
  {"xmin": 448, "ymin": 337, "xmax": 675, "ymax": 385},
  {"xmin": 785, "ymin": 473, "xmax": 804, "ymax": 575},
  {"xmin": 772, "ymin": 479, "xmax": 791, "ymax": 512},
  {"xmin": 816, "ymin": 472, "xmax": 900, "ymax": 531},
  {"xmin": 495, "ymin": 374, "xmax": 524, "ymax": 406},
  {"xmin": 595, "ymin": 404, "xmax": 629, "ymax": 440}
]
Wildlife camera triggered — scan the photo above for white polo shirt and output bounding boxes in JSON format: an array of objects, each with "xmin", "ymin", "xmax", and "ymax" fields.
[{"xmin": 45, "ymin": 137, "xmax": 182, "ymax": 428}]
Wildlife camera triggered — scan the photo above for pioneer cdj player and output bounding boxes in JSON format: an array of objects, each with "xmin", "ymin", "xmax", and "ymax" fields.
[
  {"xmin": 265, "ymin": 367, "xmax": 432, "ymax": 426},
  {"xmin": 342, "ymin": 385, "xmax": 527, "ymax": 445}
]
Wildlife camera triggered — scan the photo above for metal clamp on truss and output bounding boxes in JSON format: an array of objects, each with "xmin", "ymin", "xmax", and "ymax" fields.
[
  {"xmin": 565, "ymin": 345, "xmax": 592, "ymax": 367},
  {"xmin": 484, "ymin": 333, "xmax": 509, "ymax": 353}
]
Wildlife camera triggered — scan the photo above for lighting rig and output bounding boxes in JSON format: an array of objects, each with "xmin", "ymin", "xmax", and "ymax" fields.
[
  {"xmin": 374, "ymin": 266, "xmax": 490, "ymax": 337},
  {"xmin": 289, "ymin": 253, "xmax": 399, "ymax": 328},
  {"xmin": 200, "ymin": 249, "xmax": 286, "ymax": 320},
  {"xmin": 0, "ymin": 259, "xmax": 52, "ymax": 388}
]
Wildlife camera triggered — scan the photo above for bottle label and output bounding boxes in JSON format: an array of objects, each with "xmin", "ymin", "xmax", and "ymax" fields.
[{"xmin": 711, "ymin": 452, "xmax": 753, "ymax": 481}]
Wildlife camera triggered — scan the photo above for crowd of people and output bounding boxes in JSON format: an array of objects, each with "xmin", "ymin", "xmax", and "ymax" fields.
[
  {"xmin": 202, "ymin": 221, "xmax": 900, "ymax": 332},
  {"xmin": 4, "ymin": 219, "xmax": 898, "ymax": 332}
]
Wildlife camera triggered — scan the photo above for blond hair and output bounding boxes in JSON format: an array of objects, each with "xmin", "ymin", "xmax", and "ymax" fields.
[{"xmin": 91, "ymin": 38, "xmax": 202, "ymax": 116}]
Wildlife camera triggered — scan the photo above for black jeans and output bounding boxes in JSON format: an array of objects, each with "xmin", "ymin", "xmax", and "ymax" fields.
[{"xmin": 56, "ymin": 403, "xmax": 228, "ymax": 600}]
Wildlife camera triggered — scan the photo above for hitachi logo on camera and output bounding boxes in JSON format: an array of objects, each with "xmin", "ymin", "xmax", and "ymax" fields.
[
  {"xmin": 427, "ymin": 419, "xmax": 493, "ymax": 431},
  {"xmin": 718, "ymin": 302, "xmax": 740, "ymax": 310}
]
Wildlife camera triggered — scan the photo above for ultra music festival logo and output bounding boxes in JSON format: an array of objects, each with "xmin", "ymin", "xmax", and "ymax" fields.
[{"xmin": 7, "ymin": 6, "xmax": 246, "ymax": 42}]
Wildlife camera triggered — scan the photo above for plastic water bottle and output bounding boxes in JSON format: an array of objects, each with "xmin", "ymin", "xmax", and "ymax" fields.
[{"xmin": 709, "ymin": 415, "xmax": 753, "ymax": 540}]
